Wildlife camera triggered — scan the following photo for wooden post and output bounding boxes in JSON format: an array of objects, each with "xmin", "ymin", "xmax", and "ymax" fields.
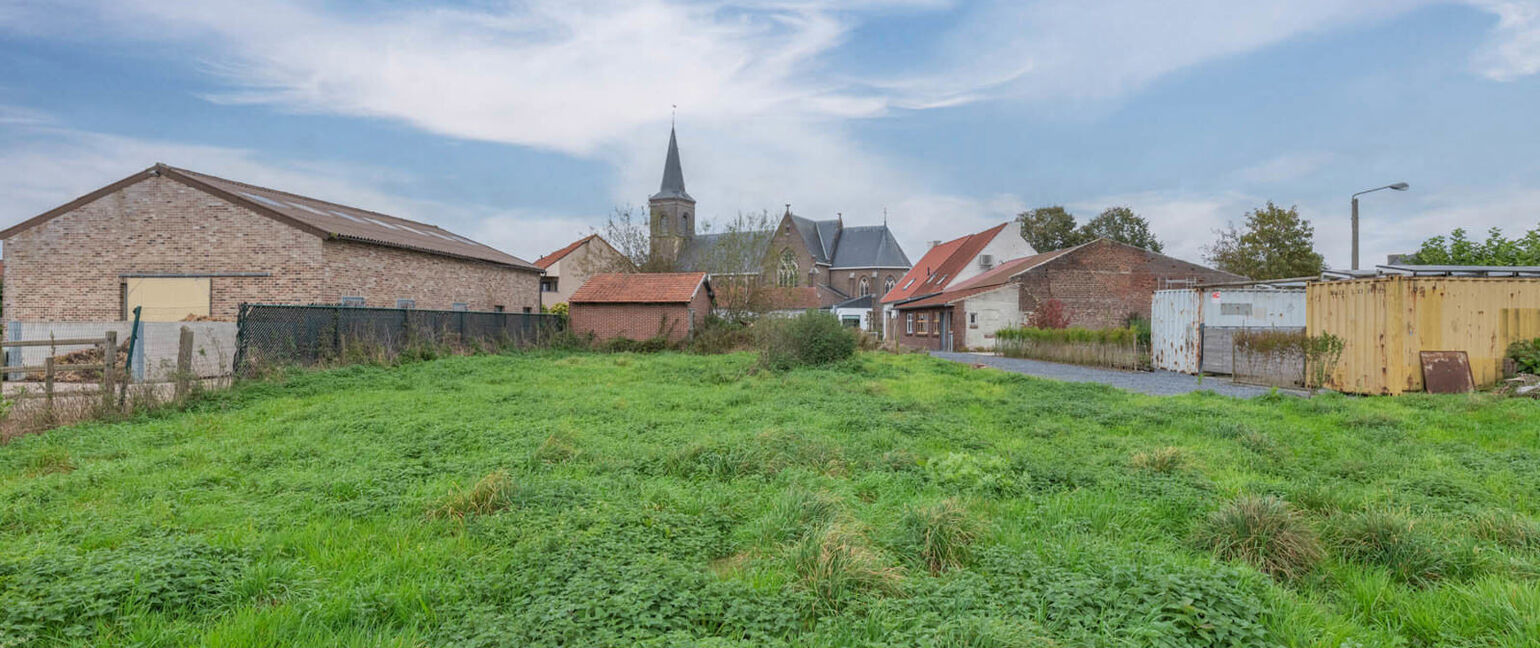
[
  {"xmin": 101, "ymin": 331, "xmax": 117, "ymax": 412},
  {"xmin": 176, "ymin": 326, "xmax": 194, "ymax": 400},
  {"xmin": 44, "ymin": 357, "xmax": 54, "ymax": 413}
]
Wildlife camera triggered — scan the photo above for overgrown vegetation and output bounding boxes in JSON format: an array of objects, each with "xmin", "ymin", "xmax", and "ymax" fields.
[
  {"xmin": 995, "ymin": 325, "xmax": 1147, "ymax": 370},
  {"xmin": 1508, "ymin": 337, "xmax": 1540, "ymax": 374},
  {"xmin": 2, "ymin": 351, "xmax": 1538, "ymax": 646},
  {"xmin": 755, "ymin": 310, "xmax": 857, "ymax": 371}
]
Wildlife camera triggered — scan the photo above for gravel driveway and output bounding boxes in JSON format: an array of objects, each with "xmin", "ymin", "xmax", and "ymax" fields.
[{"xmin": 932, "ymin": 352, "xmax": 1300, "ymax": 398}]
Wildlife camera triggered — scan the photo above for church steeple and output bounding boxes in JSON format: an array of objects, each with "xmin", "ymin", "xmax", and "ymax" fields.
[
  {"xmin": 649, "ymin": 125, "xmax": 696, "ymax": 263},
  {"xmin": 651, "ymin": 127, "xmax": 693, "ymax": 202}
]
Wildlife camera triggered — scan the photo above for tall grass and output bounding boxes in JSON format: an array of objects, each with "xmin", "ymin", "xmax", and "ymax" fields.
[
  {"xmin": 1, "ymin": 351, "xmax": 1537, "ymax": 646},
  {"xmin": 995, "ymin": 326, "xmax": 1148, "ymax": 370}
]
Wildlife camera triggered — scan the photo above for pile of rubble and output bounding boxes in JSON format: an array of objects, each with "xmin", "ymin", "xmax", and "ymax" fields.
[{"xmin": 1496, "ymin": 374, "xmax": 1540, "ymax": 398}]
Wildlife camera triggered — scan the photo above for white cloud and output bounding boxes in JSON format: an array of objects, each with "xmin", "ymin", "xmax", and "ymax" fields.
[
  {"xmin": 1234, "ymin": 152, "xmax": 1337, "ymax": 185},
  {"xmin": 1470, "ymin": 0, "xmax": 1540, "ymax": 80}
]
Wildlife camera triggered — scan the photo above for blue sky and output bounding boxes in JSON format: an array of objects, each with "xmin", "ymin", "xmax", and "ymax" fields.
[{"xmin": 1, "ymin": 0, "xmax": 1537, "ymax": 267}]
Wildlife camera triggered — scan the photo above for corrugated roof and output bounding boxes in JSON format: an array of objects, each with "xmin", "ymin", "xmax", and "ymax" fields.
[
  {"xmin": 880, "ymin": 222, "xmax": 1009, "ymax": 304},
  {"xmin": 569, "ymin": 272, "xmax": 708, "ymax": 303},
  {"xmin": 535, "ymin": 234, "xmax": 599, "ymax": 270},
  {"xmin": 160, "ymin": 165, "xmax": 538, "ymax": 269}
]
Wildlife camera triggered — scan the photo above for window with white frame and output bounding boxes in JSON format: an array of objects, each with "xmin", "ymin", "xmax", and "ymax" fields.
[
  {"xmin": 906, "ymin": 313, "xmax": 914, "ymax": 334},
  {"xmin": 859, "ymin": 276, "xmax": 871, "ymax": 296}
]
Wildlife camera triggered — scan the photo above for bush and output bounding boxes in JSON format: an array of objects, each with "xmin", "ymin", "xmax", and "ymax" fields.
[
  {"xmin": 1194, "ymin": 495, "xmax": 1322, "ymax": 581},
  {"xmin": 755, "ymin": 310, "xmax": 857, "ymax": 371},
  {"xmin": 1508, "ymin": 338, "xmax": 1540, "ymax": 374},
  {"xmin": 687, "ymin": 316, "xmax": 755, "ymax": 355},
  {"xmin": 897, "ymin": 498, "xmax": 981, "ymax": 573}
]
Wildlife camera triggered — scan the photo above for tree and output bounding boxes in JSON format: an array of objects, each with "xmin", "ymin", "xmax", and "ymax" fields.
[
  {"xmin": 598, "ymin": 206, "xmax": 675, "ymax": 273},
  {"xmin": 1205, "ymin": 203, "xmax": 1325, "ymax": 280},
  {"xmin": 1017, "ymin": 206, "xmax": 1084, "ymax": 252},
  {"xmin": 594, "ymin": 206, "xmax": 779, "ymax": 321},
  {"xmin": 1079, "ymin": 206, "xmax": 1163, "ymax": 252},
  {"xmin": 1403, "ymin": 225, "xmax": 1540, "ymax": 265},
  {"xmin": 1017, "ymin": 205, "xmax": 1164, "ymax": 252}
]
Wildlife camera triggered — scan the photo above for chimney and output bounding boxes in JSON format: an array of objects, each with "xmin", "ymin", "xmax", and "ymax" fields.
[{"xmin": 928, "ymin": 240, "xmax": 941, "ymax": 249}]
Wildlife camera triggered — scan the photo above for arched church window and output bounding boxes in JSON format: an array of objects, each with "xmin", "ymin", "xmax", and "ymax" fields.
[
  {"xmin": 777, "ymin": 249, "xmax": 798, "ymax": 287},
  {"xmin": 884, "ymin": 275, "xmax": 896, "ymax": 294},
  {"xmin": 859, "ymin": 276, "xmax": 871, "ymax": 296}
]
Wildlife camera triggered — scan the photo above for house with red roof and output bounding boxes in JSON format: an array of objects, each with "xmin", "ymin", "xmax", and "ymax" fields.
[
  {"xmin": 568, "ymin": 272, "xmax": 713, "ymax": 344},
  {"xmin": 878, "ymin": 222, "xmax": 1034, "ymax": 339},
  {"xmin": 893, "ymin": 238, "xmax": 1242, "ymax": 351},
  {"xmin": 534, "ymin": 234, "xmax": 633, "ymax": 307}
]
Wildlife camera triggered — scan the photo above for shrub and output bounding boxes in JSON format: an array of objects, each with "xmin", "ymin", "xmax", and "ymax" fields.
[
  {"xmin": 1026, "ymin": 299, "xmax": 1070, "ymax": 329},
  {"xmin": 1194, "ymin": 495, "xmax": 1322, "ymax": 580},
  {"xmin": 1130, "ymin": 446, "xmax": 1188, "ymax": 474},
  {"xmin": 791, "ymin": 522, "xmax": 901, "ymax": 614},
  {"xmin": 897, "ymin": 498, "xmax": 981, "ymax": 573},
  {"xmin": 755, "ymin": 310, "xmax": 857, "ymax": 371},
  {"xmin": 1331, "ymin": 508, "xmax": 1449, "ymax": 586},
  {"xmin": 602, "ymin": 336, "xmax": 674, "ymax": 353},
  {"xmin": 431, "ymin": 471, "xmax": 515, "ymax": 520},
  {"xmin": 546, "ymin": 302, "xmax": 569, "ymax": 317},
  {"xmin": 1508, "ymin": 338, "xmax": 1540, "ymax": 374},
  {"xmin": 687, "ymin": 316, "xmax": 755, "ymax": 355}
]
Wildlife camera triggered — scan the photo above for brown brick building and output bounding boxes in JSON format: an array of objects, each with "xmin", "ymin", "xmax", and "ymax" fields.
[
  {"xmin": 0, "ymin": 164, "xmax": 541, "ymax": 322},
  {"xmin": 568, "ymin": 272, "xmax": 713, "ymax": 343},
  {"xmin": 894, "ymin": 238, "xmax": 1242, "ymax": 351}
]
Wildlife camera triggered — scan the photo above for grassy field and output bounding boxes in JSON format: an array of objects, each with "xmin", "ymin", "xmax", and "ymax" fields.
[{"xmin": 2, "ymin": 351, "xmax": 1538, "ymax": 647}]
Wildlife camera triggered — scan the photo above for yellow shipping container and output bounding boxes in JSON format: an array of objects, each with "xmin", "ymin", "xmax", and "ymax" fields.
[{"xmin": 1306, "ymin": 276, "xmax": 1540, "ymax": 395}]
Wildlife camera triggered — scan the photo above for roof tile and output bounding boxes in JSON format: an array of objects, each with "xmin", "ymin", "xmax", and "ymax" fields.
[{"xmin": 569, "ymin": 272, "xmax": 708, "ymax": 303}]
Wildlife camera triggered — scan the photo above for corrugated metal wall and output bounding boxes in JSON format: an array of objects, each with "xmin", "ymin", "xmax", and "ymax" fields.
[
  {"xmin": 1151, "ymin": 289, "xmax": 1201, "ymax": 373},
  {"xmin": 1306, "ymin": 277, "xmax": 1540, "ymax": 394},
  {"xmin": 1151, "ymin": 288, "xmax": 1306, "ymax": 374}
]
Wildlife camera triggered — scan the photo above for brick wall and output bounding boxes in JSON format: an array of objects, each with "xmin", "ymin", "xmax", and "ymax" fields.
[
  {"xmin": 895, "ymin": 305, "xmax": 950, "ymax": 351},
  {"xmin": 2, "ymin": 175, "xmax": 540, "ymax": 322},
  {"xmin": 322, "ymin": 240, "xmax": 539, "ymax": 312},
  {"xmin": 569, "ymin": 289, "xmax": 710, "ymax": 344},
  {"xmin": 1014, "ymin": 239, "xmax": 1241, "ymax": 329},
  {"xmin": 3, "ymin": 176, "xmax": 324, "ymax": 321}
]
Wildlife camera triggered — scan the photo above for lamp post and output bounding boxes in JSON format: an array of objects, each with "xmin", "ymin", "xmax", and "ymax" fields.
[{"xmin": 1351, "ymin": 182, "xmax": 1409, "ymax": 270}]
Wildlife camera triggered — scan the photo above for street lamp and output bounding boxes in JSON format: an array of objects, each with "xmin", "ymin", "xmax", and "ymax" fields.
[{"xmin": 1351, "ymin": 182, "xmax": 1409, "ymax": 270}]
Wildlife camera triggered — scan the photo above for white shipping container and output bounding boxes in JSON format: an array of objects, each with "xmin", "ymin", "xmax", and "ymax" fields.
[{"xmin": 1151, "ymin": 288, "xmax": 1306, "ymax": 374}]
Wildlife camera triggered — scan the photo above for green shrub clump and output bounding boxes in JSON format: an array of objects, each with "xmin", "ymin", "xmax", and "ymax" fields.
[
  {"xmin": 756, "ymin": 310, "xmax": 857, "ymax": 371},
  {"xmin": 897, "ymin": 498, "xmax": 980, "ymax": 573},
  {"xmin": 1331, "ymin": 508, "xmax": 1451, "ymax": 586},
  {"xmin": 1194, "ymin": 495, "xmax": 1322, "ymax": 581},
  {"xmin": 1508, "ymin": 337, "xmax": 1540, "ymax": 374}
]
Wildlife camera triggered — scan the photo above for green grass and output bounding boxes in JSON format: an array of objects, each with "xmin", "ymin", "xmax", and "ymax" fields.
[{"xmin": 2, "ymin": 351, "xmax": 1539, "ymax": 646}]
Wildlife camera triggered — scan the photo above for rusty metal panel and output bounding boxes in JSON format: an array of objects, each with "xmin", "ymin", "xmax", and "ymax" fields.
[
  {"xmin": 1151, "ymin": 289, "xmax": 1201, "ymax": 373},
  {"xmin": 1420, "ymin": 351, "xmax": 1474, "ymax": 394},
  {"xmin": 1308, "ymin": 277, "xmax": 1540, "ymax": 395}
]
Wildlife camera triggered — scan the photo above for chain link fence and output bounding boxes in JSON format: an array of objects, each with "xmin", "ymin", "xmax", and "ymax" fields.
[{"xmin": 234, "ymin": 304, "xmax": 563, "ymax": 372}]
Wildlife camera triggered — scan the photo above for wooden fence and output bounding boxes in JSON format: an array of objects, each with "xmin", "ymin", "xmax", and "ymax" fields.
[{"xmin": 2, "ymin": 327, "xmax": 202, "ymax": 414}]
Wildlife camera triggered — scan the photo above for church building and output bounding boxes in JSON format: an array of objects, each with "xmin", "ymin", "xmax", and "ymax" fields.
[{"xmin": 646, "ymin": 127, "xmax": 912, "ymax": 312}]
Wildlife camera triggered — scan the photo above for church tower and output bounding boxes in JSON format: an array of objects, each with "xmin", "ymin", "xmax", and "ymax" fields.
[{"xmin": 649, "ymin": 127, "xmax": 695, "ymax": 264}]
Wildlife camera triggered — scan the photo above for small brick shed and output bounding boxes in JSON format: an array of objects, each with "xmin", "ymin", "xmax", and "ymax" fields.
[
  {"xmin": 569, "ymin": 272, "xmax": 713, "ymax": 343},
  {"xmin": 0, "ymin": 163, "xmax": 541, "ymax": 323}
]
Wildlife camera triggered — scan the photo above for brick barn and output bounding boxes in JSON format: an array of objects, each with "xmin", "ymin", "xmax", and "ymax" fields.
[
  {"xmin": 0, "ymin": 164, "xmax": 541, "ymax": 323},
  {"xmin": 893, "ymin": 238, "xmax": 1242, "ymax": 351},
  {"xmin": 568, "ymin": 272, "xmax": 713, "ymax": 344}
]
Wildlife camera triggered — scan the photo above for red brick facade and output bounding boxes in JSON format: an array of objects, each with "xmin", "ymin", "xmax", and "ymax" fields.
[
  {"xmin": 1013, "ymin": 239, "xmax": 1240, "ymax": 329},
  {"xmin": 2, "ymin": 175, "xmax": 539, "ymax": 321},
  {"xmin": 569, "ymin": 288, "xmax": 711, "ymax": 344},
  {"xmin": 894, "ymin": 306, "xmax": 962, "ymax": 351}
]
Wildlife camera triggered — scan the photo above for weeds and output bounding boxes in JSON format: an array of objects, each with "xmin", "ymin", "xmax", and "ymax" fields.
[
  {"xmin": 1130, "ymin": 446, "xmax": 1189, "ymax": 474},
  {"xmin": 897, "ymin": 498, "xmax": 980, "ymax": 573},
  {"xmin": 1194, "ymin": 495, "xmax": 1322, "ymax": 581},
  {"xmin": 431, "ymin": 471, "xmax": 515, "ymax": 520},
  {"xmin": 791, "ymin": 521, "xmax": 901, "ymax": 614},
  {"xmin": 1331, "ymin": 508, "xmax": 1451, "ymax": 586}
]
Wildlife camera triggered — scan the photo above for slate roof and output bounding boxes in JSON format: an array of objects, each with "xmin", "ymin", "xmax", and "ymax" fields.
[
  {"xmin": 650, "ymin": 128, "xmax": 693, "ymax": 202},
  {"xmin": 785, "ymin": 214, "xmax": 909, "ymax": 268},
  {"xmin": 676, "ymin": 231, "xmax": 773, "ymax": 274},
  {"xmin": 831, "ymin": 294, "xmax": 874, "ymax": 310},
  {"xmin": 535, "ymin": 234, "xmax": 598, "ymax": 270},
  {"xmin": 880, "ymin": 222, "xmax": 1010, "ymax": 304},
  {"xmin": 569, "ymin": 272, "xmax": 708, "ymax": 304}
]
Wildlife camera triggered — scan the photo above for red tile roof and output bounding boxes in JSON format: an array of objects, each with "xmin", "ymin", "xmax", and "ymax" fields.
[
  {"xmin": 879, "ymin": 222, "xmax": 1010, "ymax": 304},
  {"xmin": 535, "ymin": 234, "xmax": 597, "ymax": 270},
  {"xmin": 569, "ymin": 272, "xmax": 708, "ymax": 304},
  {"xmin": 895, "ymin": 246, "xmax": 1083, "ymax": 311}
]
